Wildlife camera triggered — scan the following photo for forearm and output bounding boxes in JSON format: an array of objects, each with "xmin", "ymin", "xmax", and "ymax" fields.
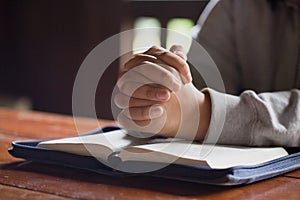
[{"xmin": 204, "ymin": 88, "xmax": 300, "ymax": 147}]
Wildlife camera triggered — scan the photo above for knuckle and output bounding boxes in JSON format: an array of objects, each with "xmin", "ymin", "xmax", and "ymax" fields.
[
  {"xmin": 158, "ymin": 51, "xmax": 169, "ymax": 57},
  {"xmin": 124, "ymin": 62, "xmax": 130, "ymax": 70},
  {"xmin": 147, "ymin": 46, "xmax": 166, "ymax": 54},
  {"xmin": 171, "ymin": 44, "xmax": 183, "ymax": 49},
  {"xmin": 150, "ymin": 45, "xmax": 159, "ymax": 51}
]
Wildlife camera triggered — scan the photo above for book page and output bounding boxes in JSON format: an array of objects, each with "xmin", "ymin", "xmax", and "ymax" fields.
[
  {"xmin": 38, "ymin": 130, "xmax": 289, "ymax": 169},
  {"xmin": 199, "ymin": 145, "xmax": 288, "ymax": 168},
  {"xmin": 38, "ymin": 129, "xmax": 150, "ymax": 160},
  {"xmin": 121, "ymin": 142, "xmax": 288, "ymax": 168}
]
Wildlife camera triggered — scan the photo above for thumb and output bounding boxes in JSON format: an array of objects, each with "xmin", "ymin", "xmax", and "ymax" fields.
[{"xmin": 169, "ymin": 44, "xmax": 192, "ymax": 83}]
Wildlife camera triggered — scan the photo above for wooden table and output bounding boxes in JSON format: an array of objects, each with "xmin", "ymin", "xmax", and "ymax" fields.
[{"xmin": 0, "ymin": 107, "xmax": 299, "ymax": 200}]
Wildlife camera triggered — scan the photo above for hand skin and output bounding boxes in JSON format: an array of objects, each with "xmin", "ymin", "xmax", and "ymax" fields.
[
  {"xmin": 123, "ymin": 45, "xmax": 192, "ymax": 84},
  {"xmin": 115, "ymin": 45, "xmax": 212, "ymax": 141}
]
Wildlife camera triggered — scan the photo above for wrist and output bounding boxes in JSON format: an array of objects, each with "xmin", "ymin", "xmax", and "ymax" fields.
[{"xmin": 196, "ymin": 91, "xmax": 212, "ymax": 141}]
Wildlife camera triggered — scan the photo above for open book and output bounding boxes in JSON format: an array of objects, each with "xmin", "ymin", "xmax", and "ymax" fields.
[{"xmin": 38, "ymin": 129, "xmax": 288, "ymax": 169}]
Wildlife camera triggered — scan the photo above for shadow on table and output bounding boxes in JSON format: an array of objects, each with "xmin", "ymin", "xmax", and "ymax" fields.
[{"xmin": 0, "ymin": 161, "xmax": 233, "ymax": 196}]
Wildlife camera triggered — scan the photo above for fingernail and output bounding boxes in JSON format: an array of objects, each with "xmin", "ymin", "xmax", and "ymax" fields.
[
  {"xmin": 156, "ymin": 90, "xmax": 170, "ymax": 101},
  {"xmin": 182, "ymin": 73, "xmax": 192, "ymax": 84},
  {"xmin": 150, "ymin": 105, "xmax": 163, "ymax": 118}
]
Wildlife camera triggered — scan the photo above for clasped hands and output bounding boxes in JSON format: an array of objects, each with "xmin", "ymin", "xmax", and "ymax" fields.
[{"xmin": 114, "ymin": 45, "xmax": 211, "ymax": 141}]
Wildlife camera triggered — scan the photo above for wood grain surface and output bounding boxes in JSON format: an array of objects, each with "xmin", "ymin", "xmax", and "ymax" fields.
[{"xmin": 0, "ymin": 107, "xmax": 299, "ymax": 200}]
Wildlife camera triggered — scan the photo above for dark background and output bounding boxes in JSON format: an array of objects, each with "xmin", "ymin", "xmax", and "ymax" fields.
[{"xmin": 0, "ymin": 0, "xmax": 207, "ymax": 119}]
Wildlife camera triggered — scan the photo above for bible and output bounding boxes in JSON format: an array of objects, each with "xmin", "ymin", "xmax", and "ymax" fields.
[
  {"xmin": 9, "ymin": 127, "xmax": 300, "ymax": 185},
  {"xmin": 37, "ymin": 129, "xmax": 288, "ymax": 169}
]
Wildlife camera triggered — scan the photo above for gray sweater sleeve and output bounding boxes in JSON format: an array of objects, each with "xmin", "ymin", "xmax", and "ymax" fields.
[{"xmin": 203, "ymin": 88, "xmax": 300, "ymax": 147}]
